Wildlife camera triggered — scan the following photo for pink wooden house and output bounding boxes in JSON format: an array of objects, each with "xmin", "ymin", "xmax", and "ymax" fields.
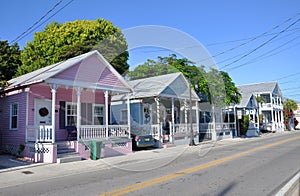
[{"xmin": 0, "ymin": 51, "xmax": 133, "ymax": 163}]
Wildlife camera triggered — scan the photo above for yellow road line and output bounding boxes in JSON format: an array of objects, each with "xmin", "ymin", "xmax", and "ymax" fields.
[{"xmin": 100, "ymin": 135, "xmax": 300, "ymax": 196}]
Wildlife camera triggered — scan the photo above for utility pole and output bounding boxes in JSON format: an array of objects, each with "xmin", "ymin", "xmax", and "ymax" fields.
[{"xmin": 189, "ymin": 81, "xmax": 196, "ymax": 146}]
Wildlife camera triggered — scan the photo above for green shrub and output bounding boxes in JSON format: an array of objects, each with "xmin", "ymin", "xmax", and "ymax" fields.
[{"xmin": 240, "ymin": 115, "xmax": 249, "ymax": 136}]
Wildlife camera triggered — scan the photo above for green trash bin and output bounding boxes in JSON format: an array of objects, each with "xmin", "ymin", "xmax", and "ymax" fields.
[{"xmin": 90, "ymin": 141, "xmax": 103, "ymax": 160}]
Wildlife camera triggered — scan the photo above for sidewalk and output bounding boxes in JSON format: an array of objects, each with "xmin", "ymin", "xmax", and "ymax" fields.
[
  {"xmin": 0, "ymin": 155, "xmax": 33, "ymax": 170},
  {"xmin": 0, "ymin": 130, "xmax": 298, "ymax": 190}
]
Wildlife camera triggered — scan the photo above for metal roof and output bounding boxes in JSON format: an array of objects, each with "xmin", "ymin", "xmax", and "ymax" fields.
[
  {"xmin": 112, "ymin": 72, "xmax": 199, "ymax": 101},
  {"xmin": 237, "ymin": 81, "xmax": 282, "ymax": 96},
  {"xmin": 5, "ymin": 51, "xmax": 132, "ymax": 93},
  {"xmin": 8, "ymin": 52, "xmax": 92, "ymax": 88},
  {"xmin": 236, "ymin": 92, "xmax": 257, "ymax": 108}
]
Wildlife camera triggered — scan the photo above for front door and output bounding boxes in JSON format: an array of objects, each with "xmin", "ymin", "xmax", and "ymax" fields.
[{"xmin": 35, "ymin": 98, "xmax": 52, "ymax": 126}]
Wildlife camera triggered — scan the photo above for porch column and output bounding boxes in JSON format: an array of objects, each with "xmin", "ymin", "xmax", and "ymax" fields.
[
  {"xmin": 184, "ymin": 99, "xmax": 188, "ymax": 137},
  {"xmin": 51, "ymin": 84, "xmax": 57, "ymax": 143},
  {"xmin": 196, "ymin": 101, "xmax": 199, "ymax": 140},
  {"xmin": 105, "ymin": 91, "xmax": 109, "ymax": 138},
  {"xmin": 184, "ymin": 99, "xmax": 188, "ymax": 124},
  {"xmin": 127, "ymin": 94, "xmax": 131, "ymax": 139},
  {"xmin": 271, "ymin": 109, "xmax": 274, "ymax": 130},
  {"xmin": 233, "ymin": 106, "xmax": 237, "ymax": 137},
  {"xmin": 256, "ymin": 109, "xmax": 259, "ymax": 129},
  {"xmin": 76, "ymin": 87, "xmax": 82, "ymax": 142},
  {"xmin": 280, "ymin": 110, "xmax": 284, "ymax": 127},
  {"xmin": 155, "ymin": 97, "xmax": 162, "ymax": 143},
  {"xmin": 171, "ymin": 98, "xmax": 175, "ymax": 144}
]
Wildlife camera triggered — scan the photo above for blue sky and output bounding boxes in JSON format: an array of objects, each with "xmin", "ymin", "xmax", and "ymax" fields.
[{"xmin": 1, "ymin": 0, "xmax": 300, "ymax": 101}]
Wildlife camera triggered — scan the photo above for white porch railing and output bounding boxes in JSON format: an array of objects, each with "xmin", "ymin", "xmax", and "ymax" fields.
[
  {"xmin": 139, "ymin": 123, "xmax": 199, "ymax": 140},
  {"xmin": 199, "ymin": 122, "xmax": 235, "ymax": 140},
  {"xmin": 26, "ymin": 126, "xmax": 38, "ymax": 142},
  {"xmin": 109, "ymin": 125, "xmax": 130, "ymax": 137},
  {"xmin": 79, "ymin": 125, "xmax": 106, "ymax": 139},
  {"xmin": 199, "ymin": 122, "xmax": 235, "ymax": 131},
  {"xmin": 261, "ymin": 103, "xmax": 272, "ymax": 109},
  {"xmin": 173, "ymin": 123, "xmax": 198, "ymax": 135},
  {"xmin": 26, "ymin": 125, "xmax": 53, "ymax": 143},
  {"xmin": 130, "ymin": 123, "xmax": 198, "ymax": 142},
  {"xmin": 79, "ymin": 125, "xmax": 129, "ymax": 140},
  {"xmin": 26, "ymin": 125, "xmax": 130, "ymax": 142},
  {"xmin": 261, "ymin": 103, "xmax": 283, "ymax": 110},
  {"xmin": 38, "ymin": 125, "xmax": 53, "ymax": 142}
]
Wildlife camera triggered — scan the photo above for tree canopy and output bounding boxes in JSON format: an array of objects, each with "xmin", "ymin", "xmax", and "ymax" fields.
[
  {"xmin": 283, "ymin": 99, "xmax": 298, "ymax": 112},
  {"xmin": 16, "ymin": 19, "xmax": 129, "ymax": 76},
  {"xmin": 0, "ymin": 40, "xmax": 21, "ymax": 88},
  {"xmin": 220, "ymin": 71, "xmax": 241, "ymax": 104},
  {"xmin": 127, "ymin": 54, "xmax": 241, "ymax": 105}
]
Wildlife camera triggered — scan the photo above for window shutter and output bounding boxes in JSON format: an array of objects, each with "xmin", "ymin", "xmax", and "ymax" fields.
[{"xmin": 59, "ymin": 101, "xmax": 66, "ymax": 129}]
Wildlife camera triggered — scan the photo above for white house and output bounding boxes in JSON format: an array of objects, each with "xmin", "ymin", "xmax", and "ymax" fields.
[{"xmin": 238, "ymin": 81, "xmax": 284, "ymax": 132}]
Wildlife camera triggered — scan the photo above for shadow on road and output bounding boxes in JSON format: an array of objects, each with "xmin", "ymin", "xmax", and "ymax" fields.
[{"xmin": 218, "ymin": 182, "xmax": 237, "ymax": 196}]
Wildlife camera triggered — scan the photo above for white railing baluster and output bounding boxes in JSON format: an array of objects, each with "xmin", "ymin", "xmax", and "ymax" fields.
[{"xmin": 77, "ymin": 125, "xmax": 129, "ymax": 140}]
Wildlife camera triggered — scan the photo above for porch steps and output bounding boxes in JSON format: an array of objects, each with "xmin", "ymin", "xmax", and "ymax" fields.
[{"xmin": 56, "ymin": 142, "xmax": 82, "ymax": 164}]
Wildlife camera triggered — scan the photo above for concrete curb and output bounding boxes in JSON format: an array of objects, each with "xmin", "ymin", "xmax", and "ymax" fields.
[
  {"xmin": 276, "ymin": 172, "xmax": 299, "ymax": 196},
  {"xmin": 0, "ymin": 162, "xmax": 47, "ymax": 174}
]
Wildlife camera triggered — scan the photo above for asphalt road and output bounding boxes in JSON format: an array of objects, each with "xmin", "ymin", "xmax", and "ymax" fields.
[{"xmin": 0, "ymin": 131, "xmax": 299, "ymax": 196}]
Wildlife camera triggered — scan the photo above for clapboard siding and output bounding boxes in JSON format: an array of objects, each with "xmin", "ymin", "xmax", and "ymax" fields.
[
  {"xmin": 98, "ymin": 67, "xmax": 123, "ymax": 87},
  {"xmin": 53, "ymin": 55, "xmax": 126, "ymax": 89},
  {"xmin": 0, "ymin": 89, "xmax": 28, "ymax": 146},
  {"xmin": 111, "ymin": 102, "xmax": 142, "ymax": 126}
]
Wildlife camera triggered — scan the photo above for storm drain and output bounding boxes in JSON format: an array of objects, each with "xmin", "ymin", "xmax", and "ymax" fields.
[{"xmin": 22, "ymin": 171, "xmax": 34, "ymax": 175}]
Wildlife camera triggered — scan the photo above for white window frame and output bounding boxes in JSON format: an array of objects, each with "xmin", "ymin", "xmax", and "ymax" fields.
[
  {"xmin": 10, "ymin": 102, "xmax": 19, "ymax": 130},
  {"xmin": 121, "ymin": 109, "xmax": 128, "ymax": 124},
  {"xmin": 93, "ymin": 104, "xmax": 104, "ymax": 125},
  {"xmin": 66, "ymin": 102, "xmax": 77, "ymax": 126}
]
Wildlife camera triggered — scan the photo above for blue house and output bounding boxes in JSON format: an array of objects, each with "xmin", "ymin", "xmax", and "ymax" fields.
[{"xmin": 111, "ymin": 72, "xmax": 200, "ymax": 146}]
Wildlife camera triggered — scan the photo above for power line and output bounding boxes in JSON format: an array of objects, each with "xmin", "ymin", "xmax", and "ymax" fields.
[
  {"xmin": 138, "ymin": 27, "xmax": 300, "ymax": 55},
  {"xmin": 217, "ymin": 29, "xmax": 300, "ymax": 67},
  {"xmin": 281, "ymin": 86, "xmax": 300, "ymax": 91},
  {"xmin": 220, "ymin": 15, "xmax": 300, "ymax": 70},
  {"xmin": 10, "ymin": 1, "xmax": 64, "ymax": 44},
  {"xmin": 276, "ymin": 71, "xmax": 300, "ymax": 81},
  {"xmin": 14, "ymin": 0, "xmax": 74, "ymax": 46},
  {"xmin": 206, "ymin": 27, "xmax": 300, "ymax": 47},
  {"xmin": 225, "ymin": 35, "xmax": 300, "ymax": 71},
  {"xmin": 135, "ymin": 12, "xmax": 300, "ymax": 73},
  {"xmin": 199, "ymin": 12, "xmax": 300, "ymax": 65},
  {"xmin": 280, "ymin": 78, "xmax": 300, "ymax": 84}
]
